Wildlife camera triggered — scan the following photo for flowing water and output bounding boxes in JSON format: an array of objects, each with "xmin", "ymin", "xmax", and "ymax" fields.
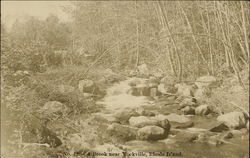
[
  {"xmin": 94, "ymin": 78, "xmax": 249, "ymax": 158},
  {"xmin": 96, "ymin": 78, "xmax": 150, "ymax": 112}
]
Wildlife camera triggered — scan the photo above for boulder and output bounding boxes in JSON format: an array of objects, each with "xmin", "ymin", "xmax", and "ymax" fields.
[
  {"xmin": 129, "ymin": 115, "xmax": 171, "ymax": 129},
  {"xmin": 137, "ymin": 64, "xmax": 150, "ymax": 77},
  {"xmin": 156, "ymin": 119, "xmax": 171, "ymax": 131},
  {"xmin": 129, "ymin": 116, "xmax": 158, "ymax": 128},
  {"xmin": 209, "ymin": 123, "xmax": 229, "ymax": 132},
  {"xmin": 195, "ymin": 104, "xmax": 211, "ymax": 115},
  {"xmin": 107, "ymin": 123, "xmax": 138, "ymax": 141},
  {"xmin": 195, "ymin": 76, "xmax": 217, "ymax": 89},
  {"xmin": 114, "ymin": 109, "xmax": 139, "ymax": 124},
  {"xmin": 217, "ymin": 112, "xmax": 247, "ymax": 129},
  {"xmin": 137, "ymin": 126, "xmax": 167, "ymax": 141},
  {"xmin": 78, "ymin": 79, "xmax": 96, "ymax": 93},
  {"xmin": 181, "ymin": 106, "xmax": 195, "ymax": 115}
]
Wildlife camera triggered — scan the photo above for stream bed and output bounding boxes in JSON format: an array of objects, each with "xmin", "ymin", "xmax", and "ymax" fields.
[{"xmin": 92, "ymin": 77, "xmax": 249, "ymax": 158}]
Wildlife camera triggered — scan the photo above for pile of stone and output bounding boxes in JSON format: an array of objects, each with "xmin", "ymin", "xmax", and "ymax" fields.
[
  {"xmin": 107, "ymin": 114, "xmax": 171, "ymax": 142},
  {"xmin": 105, "ymin": 106, "xmax": 199, "ymax": 142}
]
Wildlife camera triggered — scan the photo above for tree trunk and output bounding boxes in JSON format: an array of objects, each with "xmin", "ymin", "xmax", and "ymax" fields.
[{"xmin": 157, "ymin": 1, "xmax": 183, "ymax": 81}]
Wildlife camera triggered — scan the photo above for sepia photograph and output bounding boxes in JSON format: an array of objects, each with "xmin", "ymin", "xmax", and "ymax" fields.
[{"xmin": 1, "ymin": 1, "xmax": 249, "ymax": 158}]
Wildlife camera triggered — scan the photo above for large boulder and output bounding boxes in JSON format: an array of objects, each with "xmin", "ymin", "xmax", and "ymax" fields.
[
  {"xmin": 137, "ymin": 125, "xmax": 168, "ymax": 141},
  {"xmin": 129, "ymin": 116, "xmax": 171, "ymax": 129},
  {"xmin": 195, "ymin": 104, "xmax": 211, "ymax": 115},
  {"xmin": 78, "ymin": 79, "xmax": 98, "ymax": 93},
  {"xmin": 217, "ymin": 112, "xmax": 247, "ymax": 129},
  {"xmin": 195, "ymin": 76, "xmax": 217, "ymax": 89},
  {"xmin": 107, "ymin": 123, "xmax": 138, "ymax": 141}
]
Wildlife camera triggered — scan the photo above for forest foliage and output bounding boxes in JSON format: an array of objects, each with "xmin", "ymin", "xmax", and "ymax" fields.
[{"xmin": 2, "ymin": 1, "xmax": 249, "ymax": 82}]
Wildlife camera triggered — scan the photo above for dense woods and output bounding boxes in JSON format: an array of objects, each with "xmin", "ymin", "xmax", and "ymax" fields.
[
  {"xmin": 1, "ymin": 1, "xmax": 249, "ymax": 158},
  {"xmin": 2, "ymin": 1, "xmax": 249, "ymax": 80}
]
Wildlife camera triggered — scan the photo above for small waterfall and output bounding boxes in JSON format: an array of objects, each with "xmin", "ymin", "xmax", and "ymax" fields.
[{"xmin": 96, "ymin": 78, "xmax": 149, "ymax": 111}]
